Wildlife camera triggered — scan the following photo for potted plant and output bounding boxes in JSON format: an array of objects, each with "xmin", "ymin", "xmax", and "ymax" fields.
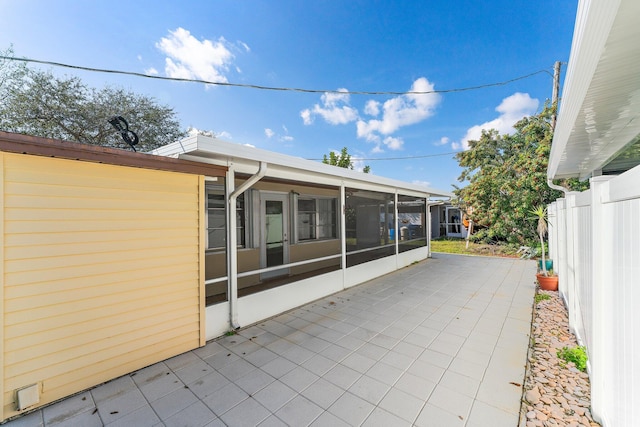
[{"xmin": 531, "ymin": 205, "xmax": 558, "ymax": 291}]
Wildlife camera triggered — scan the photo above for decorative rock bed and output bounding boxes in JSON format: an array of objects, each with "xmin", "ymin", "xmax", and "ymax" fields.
[{"xmin": 520, "ymin": 290, "xmax": 601, "ymax": 427}]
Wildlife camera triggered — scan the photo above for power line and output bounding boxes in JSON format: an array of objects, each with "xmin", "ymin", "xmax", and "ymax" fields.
[
  {"xmin": 307, "ymin": 151, "xmax": 458, "ymax": 161},
  {"xmin": 0, "ymin": 55, "xmax": 552, "ymax": 96}
]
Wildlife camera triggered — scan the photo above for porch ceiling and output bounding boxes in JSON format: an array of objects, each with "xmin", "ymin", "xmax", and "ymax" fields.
[{"xmin": 548, "ymin": 0, "xmax": 640, "ymax": 180}]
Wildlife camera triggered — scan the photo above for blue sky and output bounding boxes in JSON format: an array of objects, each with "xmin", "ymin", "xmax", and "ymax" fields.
[{"xmin": 0, "ymin": 0, "xmax": 578, "ymax": 192}]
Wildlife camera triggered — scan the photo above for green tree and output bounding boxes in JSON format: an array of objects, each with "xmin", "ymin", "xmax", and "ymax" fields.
[
  {"xmin": 454, "ymin": 104, "xmax": 586, "ymax": 246},
  {"xmin": 0, "ymin": 46, "xmax": 27, "ymax": 103},
  {"xmin": 0, "ymin": 48, "xmax": 187, "ymax": 152},
  {"xmin": 322, "ymin": 147, "xmax": 370, "ymax": 173}
]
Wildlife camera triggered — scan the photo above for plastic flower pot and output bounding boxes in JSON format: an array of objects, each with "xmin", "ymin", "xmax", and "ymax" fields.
[{"xmin": 538, "ymin": 259, "xmax": 553, "ymax": 271}]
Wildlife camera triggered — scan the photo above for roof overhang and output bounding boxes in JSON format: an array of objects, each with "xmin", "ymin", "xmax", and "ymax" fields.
[
  {"xmin": 0, "ymin": 131, "xmax": 226, "ymax": 177},
  {"xmin": 548, "ymin": 0, "xmax": 640, "ymax": 180},
  {"xmin": 153, "ymin": 134, "xmax": 452, "ymax": 198}
]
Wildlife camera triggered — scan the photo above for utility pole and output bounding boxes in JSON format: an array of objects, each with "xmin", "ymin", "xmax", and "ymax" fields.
[{"xmin": 551, "ymin": 61, "xmax": 561, "ymax": 131}]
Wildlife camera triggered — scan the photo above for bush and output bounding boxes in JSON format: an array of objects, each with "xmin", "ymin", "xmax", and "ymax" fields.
[
  {"xmin": 557, "ymin": 346, "xmax": 588, "ymax": 372},
  {"xmin": 534, "ymin": 293, "xmax": 551, "ymax": 304}
]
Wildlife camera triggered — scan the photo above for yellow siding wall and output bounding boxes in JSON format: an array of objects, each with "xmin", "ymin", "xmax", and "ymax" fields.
[{"xmin": 1, "ymin": 153, "xmax": 204, "ymax": 421}]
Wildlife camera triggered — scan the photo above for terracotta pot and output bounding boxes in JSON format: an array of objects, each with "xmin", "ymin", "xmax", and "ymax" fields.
[{"xmin": 536, "ymin": 273, "xmax": 558, "ymax": 291}]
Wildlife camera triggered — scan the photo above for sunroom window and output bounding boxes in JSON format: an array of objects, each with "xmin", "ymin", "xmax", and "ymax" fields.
[
  {"xmin": 296, "ymin": 197, "xmax": 337, "ymax": 242},
  {"xmin": 206, "ymin": 185, "xmax": 246, "ymax": 250}
]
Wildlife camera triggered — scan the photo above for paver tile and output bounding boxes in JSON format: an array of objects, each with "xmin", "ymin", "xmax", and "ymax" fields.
[
  {"xmin": 427, "ymin": 384, "xmax": 474, "ymax": 421},
  {"xmin": 2, "ymin": 254, "xmax": 535, "ymax": 427},
  {"xmin": 301, "ymin": 378, "xmax": 345, "ymax": 409},
  {"xmin": 95, "ymin": 389, "xmax": 148, "ymax": 425},
  {"xmin": 252, "ymin": 380, "xmax": 297, "ymax": 412},
  {"xmin": 42, "ymin": 392, "xmax": 95, "ymax": 425},
  {"xmin": 149, "ymin": 386, "xmax": 198, "ymax": 420},
  {"xmin": 274, "ymin": 395, "xmax": 323, "ymax": 426},
  {"xmin": 163, "ymin": 401, "xmax": 217, "ymax": 427},
  {"xmin": 347, "ymin": 375, "xmax": 390, "ymax": 405},
  {"xmin": 219, "ymin": 397, "xmax": 271, "ymax": 427},
  {"xmin": 103, "ymin": 406, "xmax": 159, "ymax": 427},
  {"xmin": 201, "ymin": 383, "xmax": 249, "ymax": 416},
  {"xmin": 327, "ymin": 392, "xmax": 375, "ymax": 426},
  {"xmin": 377, "ymin": 387, "xmax": 425, "ymax": 422},
  {"xmin": 362, "ymin": 407, "xmax": 411, "ymax": 427}
]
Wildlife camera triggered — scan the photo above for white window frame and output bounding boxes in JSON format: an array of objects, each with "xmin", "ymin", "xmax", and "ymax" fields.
[
  {"xmin": 294, "ymin": 194, "xmax": 339, "ymax": 243},
  {"xmin": 205, "ymin": 185, "xmax": 252, "ymax": 251}
]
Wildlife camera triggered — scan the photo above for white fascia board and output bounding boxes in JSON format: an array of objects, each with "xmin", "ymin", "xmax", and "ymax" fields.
[
  {"xmin": 154, "ymin": 135, "xmax": 452, "ymax": 198},
  {"xmin": 550, "ymin": 0, "xmax": 640, "ymax": 180},
  {"xmin": 549, "ymin": 0, "xmax": 619, "ymax": 179}
]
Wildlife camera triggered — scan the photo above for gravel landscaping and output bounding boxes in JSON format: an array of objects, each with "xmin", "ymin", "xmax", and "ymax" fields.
[{"xmin": 520, "ymin": 290, "xmax": 601, "ymax": 427}]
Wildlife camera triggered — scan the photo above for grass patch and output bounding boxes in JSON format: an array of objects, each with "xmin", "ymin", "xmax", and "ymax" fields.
[
  {"xmin": 535, "ymin": 293, "xmax": 551, "ymax": 304},
  {"xmin": 431, "ymin": 238, "xmax": 518, "ymax": 258},
  {"xmin": 431, "ymin": 238, "xmax": 475, "ymax": 255},
  {"xmin": 557, "ymin": 346, "xmax": 588, "ymax": 372}
]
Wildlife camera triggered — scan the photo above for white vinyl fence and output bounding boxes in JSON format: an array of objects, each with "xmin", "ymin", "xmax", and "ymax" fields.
[{"xmin": 548, "ymin": 167, "xmax": 640, "ymax": 427}]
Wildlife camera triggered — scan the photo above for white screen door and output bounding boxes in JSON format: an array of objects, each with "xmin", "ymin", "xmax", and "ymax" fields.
[{"xmin": 261, "ymin": 193, "xmax": 289, "ymax": 279}]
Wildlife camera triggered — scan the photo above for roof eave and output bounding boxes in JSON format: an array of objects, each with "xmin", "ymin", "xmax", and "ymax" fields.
[
  {"xmin": 549, "ymin": 0, "xmax": 640, "ymax": 180},
  {"xmin": 154, "ymin": 135, "xmax": 452, "ymax": 198}
]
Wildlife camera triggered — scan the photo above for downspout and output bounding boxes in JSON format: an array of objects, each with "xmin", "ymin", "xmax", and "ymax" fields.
[
  {"xmin": 228, "ymin": 162, "xmax": 267, "ymax": 330},
  {"xmin": 547, "ymin": 178, "xmax": 569, "ymax": 195},
  {"xmin": 547, "ymin": 177, "xmax": 572, "ymax": 309},
  {"xmin": 340, "ymin": 182, "xmax": 347, "ymax": 288}
]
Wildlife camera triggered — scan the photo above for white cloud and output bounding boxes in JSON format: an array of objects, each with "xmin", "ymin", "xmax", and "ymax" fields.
[
  {"xmin": 238, "ymin": 41, "xmax": 251, "ymax": 52},
  {"xmin": 435, "ymin": 136, "xmax": 449, "ymax": 146},
  {"xmin": 301, "ymin": 78, "xmax": 440, "ymax": 154},
  {"xmin": 383, "ymin": 136, "xmax": 404, "ymax": 151},
  {"xmin": 187, "ymin": 127, "xmax": 215, "ymax": 137},
  {"xmin": 452, "ymin": 92, "xmax": 539, "ymax": 150},
  {"xmin": 300, "ymin": 109, "xmax": 313, "ymax": 125},
  {"xmin": 156, "ymin": 27, "xmax": 238, "ymax": 83},
  {"xmin": 264, "ymin": 126, "xmax": 294, "ymax": 142},
  {"xmin": 145, "ymin": 67, "xmax": 159, "ymax": 76},
  {"xmin": 356, "ymin": 77, "xmax": 441, "ymax": 142},
  {"xmin": 412, "ymin": 180, "xmax": 432, "ymax": 188},
  {"xmin": 300, "ymin": 88, "xmax": 358, "ymax": 126},
  {"xmin": 352, "ymin": 157, "xmax": 369, "ymax": 172},
  {"xmin": 364, "ymin": 100, "xmax": 380, "ymax": 116},
  {"xmin": 217, "ymin": 130, "xmax": 232, "ymax": 139}
]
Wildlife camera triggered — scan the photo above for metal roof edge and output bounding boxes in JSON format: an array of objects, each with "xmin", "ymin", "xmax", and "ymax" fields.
[{"xmin": 155, "ymin": 134, "xmax": 453, "ymax": 198}]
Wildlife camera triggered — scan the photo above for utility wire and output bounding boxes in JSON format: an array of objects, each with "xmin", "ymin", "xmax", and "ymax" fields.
[
  {"xmin": 0, "ymin": 55, "xmax": 552, "ymax": 96},
  {"xmin": 307, "ymin": 151, "xmax": 458, "ymax": 161}
]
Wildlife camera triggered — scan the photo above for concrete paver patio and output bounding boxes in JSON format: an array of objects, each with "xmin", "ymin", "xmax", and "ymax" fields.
[{"xmin": 3, "ymin": 253, "xmax": 536, "ymax": 427}]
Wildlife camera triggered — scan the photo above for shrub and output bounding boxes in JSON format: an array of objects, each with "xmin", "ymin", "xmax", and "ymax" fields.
[
  {"xmin": 557, "ymin": 346, "xmax": 588, "ymax": 372},
  {"xmin": 535, "ymin": 293, "xmax": 551, "ymax": 304}
]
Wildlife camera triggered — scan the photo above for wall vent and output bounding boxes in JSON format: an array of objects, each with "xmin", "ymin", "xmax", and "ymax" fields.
[{"xmin": 15, "ymin": 384, "xmax": 40, "ymax": 411}]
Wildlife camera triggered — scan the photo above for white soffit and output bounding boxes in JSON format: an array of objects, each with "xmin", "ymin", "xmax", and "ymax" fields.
[
  {"xmin": 549, "ymin": 0, "xmax": 640, "ymax": 180},
  {"xmin": 153, "ymin": 134, "xmax": 453, "ymax": 198}
]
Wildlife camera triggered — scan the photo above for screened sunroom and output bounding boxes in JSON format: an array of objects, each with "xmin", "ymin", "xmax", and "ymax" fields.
[{"xmin": 154, "ymin": 135, "xmax": 451, "ymax": 339}]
